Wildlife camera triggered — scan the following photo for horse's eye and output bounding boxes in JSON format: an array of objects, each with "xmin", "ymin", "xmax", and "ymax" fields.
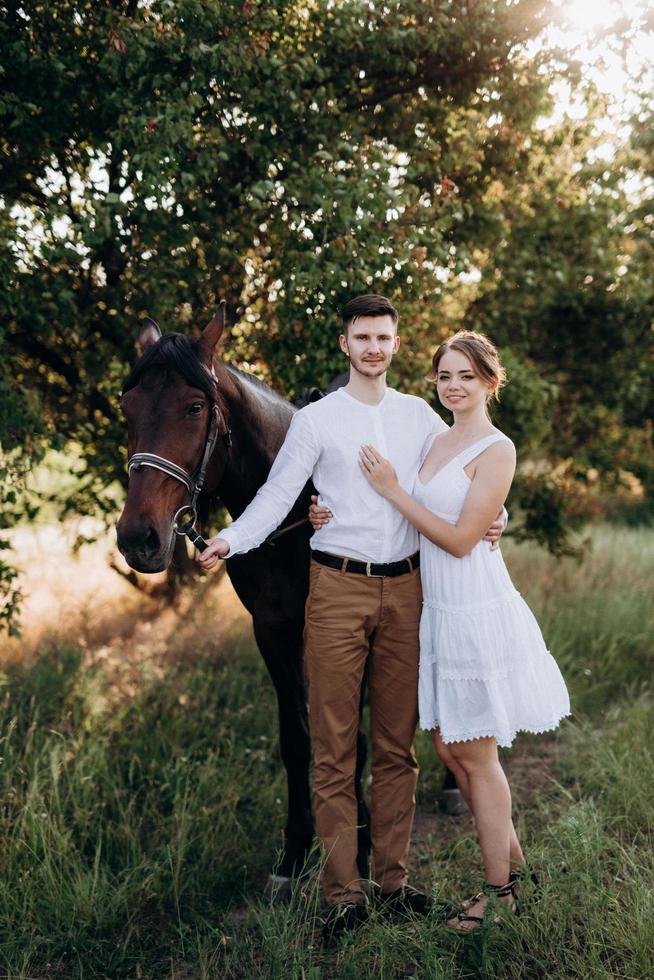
[{"xmin": 187, "ymin": 402, "xmax": 204, "ymax": 416}]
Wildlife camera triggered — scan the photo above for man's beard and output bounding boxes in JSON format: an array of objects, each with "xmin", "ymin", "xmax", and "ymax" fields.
[{"xmin": 350, "ymin": 357, "xmax": 389, "ymax": 378}]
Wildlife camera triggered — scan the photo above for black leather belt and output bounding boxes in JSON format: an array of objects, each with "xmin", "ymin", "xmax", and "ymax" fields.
[{"xmin": 312, "ymin": 549, "xmax": 420, "ymax": 578}]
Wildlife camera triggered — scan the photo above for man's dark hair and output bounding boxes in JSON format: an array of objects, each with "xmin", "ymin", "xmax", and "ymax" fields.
[{"xmin": 341, "ymin": 294, "xmax": 399, "ymax": 331}]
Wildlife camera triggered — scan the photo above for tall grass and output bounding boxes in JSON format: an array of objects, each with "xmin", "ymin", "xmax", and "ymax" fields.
[
  {"xmin": 0, "ymin": 524, "xmax": 652, "ymax": 978},
  {"xmin": 0, "ymin": 640, "xmax": 287, "ymax": 976},
  {"xmin": 503, "ymin": 525, "xmax": 654, "ymax": 711}
]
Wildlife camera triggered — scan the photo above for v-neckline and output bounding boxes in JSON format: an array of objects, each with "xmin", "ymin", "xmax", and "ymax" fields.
[{"xmin": 417, "ymin": 433, "xmax": 498, "ymax": 487}]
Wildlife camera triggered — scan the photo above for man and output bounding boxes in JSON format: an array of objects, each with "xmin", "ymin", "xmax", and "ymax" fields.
[{"xmin": 198, "ymin": 295, "xmax": 501, "ymax": 941}]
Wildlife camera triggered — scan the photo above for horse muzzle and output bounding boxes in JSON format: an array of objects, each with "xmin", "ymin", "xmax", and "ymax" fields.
[{"xmin": 116, "ymin": 516, "xmax": 175, "ymax": 573}]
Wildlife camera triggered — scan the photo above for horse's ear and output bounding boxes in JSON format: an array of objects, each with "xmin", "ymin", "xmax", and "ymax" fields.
[
  {"xmin": 199, "ymin": 302, "xmax": 226, "ymax": 359},
  {"xmin": 138, "ymin": 317, "xmax": 161, "ymax": 352}
]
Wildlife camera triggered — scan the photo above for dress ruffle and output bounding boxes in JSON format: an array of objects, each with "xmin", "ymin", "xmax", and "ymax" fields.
[
  {"xmin": 419, "ymin": 667, "xmax": 571, "ymax": 748},
  {"xmin": 418, "ymin": 590, "xmax": 570, "ymax": 746}
]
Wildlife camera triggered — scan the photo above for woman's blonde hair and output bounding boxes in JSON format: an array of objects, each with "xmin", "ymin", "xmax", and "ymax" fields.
[{"xmin": 426, "ymin": 330, "xmax": 507, "ymax": 403}]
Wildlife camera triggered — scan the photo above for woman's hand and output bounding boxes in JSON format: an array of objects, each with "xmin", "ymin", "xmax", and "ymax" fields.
[
  {"xmin": 359, "ymin": 445, "xmax": 400, "ymax": 498},
  {"xmin": 308, "ymin": 494, "xmax": 332, "ymax": 530}
]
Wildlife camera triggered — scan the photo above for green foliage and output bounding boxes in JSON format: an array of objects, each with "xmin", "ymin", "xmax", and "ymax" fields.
[
  {"xmin": 0, "ymin": 0, "xmax": 574, "ymax": 631},
  {"xmin": 467, "ymin": 110, "xmax": 654, "ymax": 534},
  {"xmin": 0, "ymin": 209, "xmax": 48, "ymax": 632},
  {"xmin": 1, "ymin": 1, "xmax": 652, "ymax": 630},
  {"xmin": 508, "ymin": 469, "xmax": 590, "ymax": 556},
  {"xmin": 493, "ymin": 347, "xmax": 556, "ymax": 454},
  {"xmin": 1, "ymin": 0, "xmax": 560, "ymax": 398},
  {"xmin": 0, "ymin": 0, "xmax": 557, "ymax": 432}
]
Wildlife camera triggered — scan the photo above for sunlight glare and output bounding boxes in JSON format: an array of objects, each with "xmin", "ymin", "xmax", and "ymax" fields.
[
  {"xmin": 543, "ymin": 0, "xmax": 653, "ymax": 121},
  {"xmin": 561, "ymin": 0, "xmax": 623, "ymax": 34},
  {"xmin": 556, "ymin": 0, "xmax": 645, "ymax": 36}
]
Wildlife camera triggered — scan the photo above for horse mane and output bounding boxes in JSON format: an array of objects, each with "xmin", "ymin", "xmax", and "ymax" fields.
[
  {"xmin": 123, "ymin": 332, "xmax": 296, "ymax": 428},
  {"xmin": 225, "ymin": 363, "xmax": 297, "ymax": 413},
  {"xmin": 123, "ymin": 333, "xmax": 219, "ymax": 405}
]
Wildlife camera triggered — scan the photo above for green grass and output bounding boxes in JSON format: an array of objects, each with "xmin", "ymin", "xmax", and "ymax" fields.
[
  {"xmin": 0, "ymin": 524, "xmax": 652, "ymax": 978},
  {"xmin": 0, "ymin": 640, "xmax": 287, "ymax": 976},
  {"xmin": 502, "ymin": 525, "xmax": 654, "ymax": 711}
]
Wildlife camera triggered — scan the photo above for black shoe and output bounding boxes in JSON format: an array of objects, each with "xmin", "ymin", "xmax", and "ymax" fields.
[
  {"xmin": 321, "ymin": 901, "xmax": 368, "ymax": 946},
  {"xmin": 379, "ymin": 883, "xmax": 431, "ymax": 917},
  {"xmin": 380, "ymin": 884, "xmax": 458, "ymax": 921}
]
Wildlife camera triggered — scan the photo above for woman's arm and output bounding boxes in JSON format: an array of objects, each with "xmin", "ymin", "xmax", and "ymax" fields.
[{"xmin": 359, "ymin": 442, "xmax": 516, "ymax": 558}]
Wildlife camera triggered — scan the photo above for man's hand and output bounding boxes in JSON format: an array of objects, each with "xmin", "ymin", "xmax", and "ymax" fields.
[
  {"xmin": 309, "ymin": 494, "xmax": 332, "ymax": 530},
  {"xmin": 483, "ymin": 510, "xmax": 505, "ymax": 551},
  {"xmin": 196, "ymin": 536, "xmax": 230, "ymax": 570}
]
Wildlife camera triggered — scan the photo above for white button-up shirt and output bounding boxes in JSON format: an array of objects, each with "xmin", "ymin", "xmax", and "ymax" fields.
[{"xmin": 219, "ymin": 387, "xmax": 447, "ymax": 563}]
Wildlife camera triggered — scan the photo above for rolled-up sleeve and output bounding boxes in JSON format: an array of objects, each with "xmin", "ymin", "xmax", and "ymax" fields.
[{"xmin": 218, "ymin": 409, "xmax": 320, "ymax": 556}]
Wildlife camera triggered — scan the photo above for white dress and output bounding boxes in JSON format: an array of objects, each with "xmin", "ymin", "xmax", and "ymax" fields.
[{"xmin": 415, "ymin": 433, "xmax": 570, "ymax": 747}]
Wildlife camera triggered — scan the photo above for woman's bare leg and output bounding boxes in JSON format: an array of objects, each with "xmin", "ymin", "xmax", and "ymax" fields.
[
  {"xmin": 433, "ymin": 730, "xmax": 524, "ymax": 868},
  {"xmin": 449, "ymin": 737, "xmax": 511, "ymax": 886},
  {"xmin": 432, "ymin": 732, "xmax": 519, "ymax": 927}
]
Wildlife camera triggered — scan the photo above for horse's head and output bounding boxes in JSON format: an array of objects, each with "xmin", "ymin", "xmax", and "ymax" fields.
[{"xmin": 116, "ymin": 308, "xmax": 229, "ymax": 572}]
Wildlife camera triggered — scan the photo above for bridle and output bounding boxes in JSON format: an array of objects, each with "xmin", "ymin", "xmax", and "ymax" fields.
[
  {"xmin": 127, "ymin": 402, "xmax": 232, "ymax": 551},
  {"xmin": 126, "ymin": 394, "xmax": 310, "ymax": 554}
]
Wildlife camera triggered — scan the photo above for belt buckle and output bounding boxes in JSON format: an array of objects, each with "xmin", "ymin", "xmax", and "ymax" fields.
[{"xmin": 365, "ymin": 561, "xmax": 383, "ymax": 578}]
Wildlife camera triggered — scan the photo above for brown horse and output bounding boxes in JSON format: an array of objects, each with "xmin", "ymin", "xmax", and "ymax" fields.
[{"xmin": 116, "ymin": 309, "xmax": 370, "ymax": 892}]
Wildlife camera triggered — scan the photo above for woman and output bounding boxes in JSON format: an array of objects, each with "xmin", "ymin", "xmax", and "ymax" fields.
[{"xmin": 311, "ymin": 331, "xmax": 570, "ymax": 929}]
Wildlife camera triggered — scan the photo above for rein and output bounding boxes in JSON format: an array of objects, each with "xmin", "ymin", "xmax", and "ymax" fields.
[{"xmin": 265, "ymin": 516, "xmax": 310, "ymax": 545}]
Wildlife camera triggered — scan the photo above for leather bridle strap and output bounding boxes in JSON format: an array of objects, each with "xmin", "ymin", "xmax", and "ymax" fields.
[
  {"xmin": 127, "ymin": 454, "xmax": 193, "ymax": 494},
  {"xmin": 189, "ymin": 405, "xmax": 223, "ymax": 511},
  {"xmin": 127, "ymin": 405, "xmax": 230, "ymax": 549}
]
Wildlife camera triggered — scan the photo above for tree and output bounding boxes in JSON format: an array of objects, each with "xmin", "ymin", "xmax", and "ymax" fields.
[
  {"xmin": 464, "ymin": 89, "xmax": 654, "ymax": 549},
  {"xmin": 3, "ymin": 0, "xmax": 647, "ymax": 625},
  {"xmin": 0, "ymin": 0, "xmax": 563, "ymax": 628}
]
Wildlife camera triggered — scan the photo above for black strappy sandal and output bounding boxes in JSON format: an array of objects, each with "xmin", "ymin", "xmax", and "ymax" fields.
[
  {"xmin": 459, "ymin": 864, "xmax": 540, "ymax": 913},
  {"xmin": 509, "ymin": 865, "xmax": 540, "ymax": 906},
  {"xmin": 447, "ymin": 879, "xmax": 516, "ymax": 932}
]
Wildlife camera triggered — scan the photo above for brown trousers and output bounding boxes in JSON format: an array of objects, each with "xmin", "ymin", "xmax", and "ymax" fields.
[{"xmin": 304, "ymin": 559, "xmax": 422, "ymax": 905}]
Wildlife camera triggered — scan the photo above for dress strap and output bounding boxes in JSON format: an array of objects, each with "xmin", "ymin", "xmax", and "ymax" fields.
[
  {"xmin": 457, "ymin": 433, "xmax": 511, "ymax": 468},
  {"xmin": 419, "ymin": 430, "xmax": 445, "ymax": 466}
]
